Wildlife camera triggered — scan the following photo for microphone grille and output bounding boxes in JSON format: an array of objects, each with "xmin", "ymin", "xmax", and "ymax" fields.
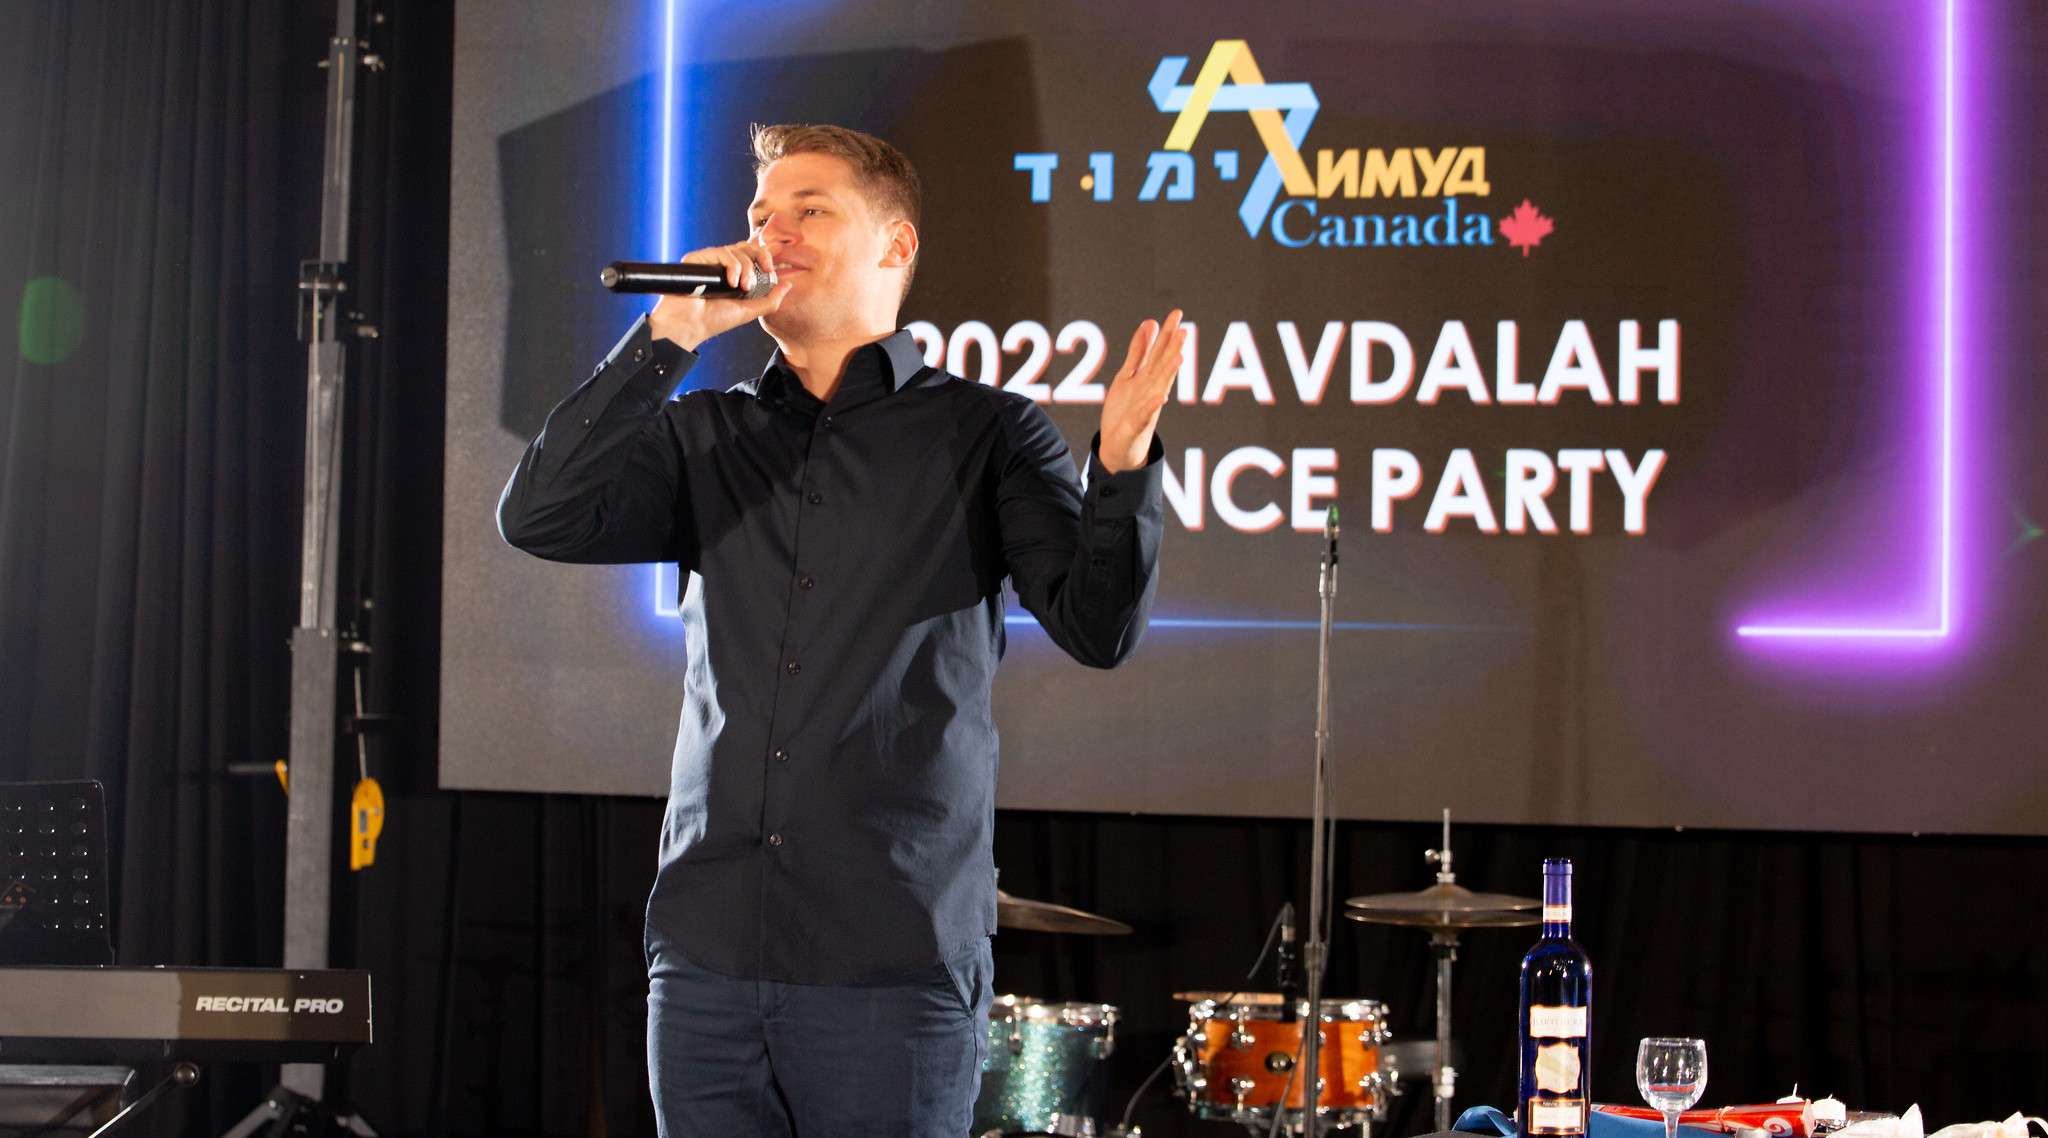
[{"xmin": 743, "ymin": 265, "xmax": 777, "ymax": 300}]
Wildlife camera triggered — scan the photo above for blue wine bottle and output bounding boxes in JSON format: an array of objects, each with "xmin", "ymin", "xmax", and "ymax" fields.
[{"xmin": 1518, "ymin": 859, "xmax": 1592, "ymax": 1136}]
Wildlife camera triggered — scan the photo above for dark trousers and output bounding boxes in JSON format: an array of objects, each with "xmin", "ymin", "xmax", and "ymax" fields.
[{"xmin": 646, "ymin": 931, "xmax": 993, "ymax": 1138}]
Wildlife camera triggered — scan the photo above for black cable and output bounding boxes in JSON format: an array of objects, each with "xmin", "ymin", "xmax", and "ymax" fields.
[
  {"xmin": 1267, "ymin": 1042, "xmax": 1303, "ymax": 1138},
  {"xmin": 1114, "ymin": 904, "xmax": 1291, "ymax": 1136}
]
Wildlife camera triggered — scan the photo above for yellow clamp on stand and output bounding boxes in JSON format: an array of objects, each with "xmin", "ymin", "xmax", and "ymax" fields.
[{"xmin": 349, "ymin": 777, "xmax": 385, "ymax": 870}]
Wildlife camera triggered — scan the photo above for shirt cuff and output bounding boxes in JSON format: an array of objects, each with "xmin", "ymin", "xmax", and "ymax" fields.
[
  {"xmin": 598, "ymin": 314, "xmax": 696, "ymax": 409},
  {"xmin": 1083, "ymin": 432, "xmax": 1165, "ymax": 519}
]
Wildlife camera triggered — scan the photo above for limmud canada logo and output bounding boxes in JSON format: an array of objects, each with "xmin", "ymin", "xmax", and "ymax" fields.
[{"xmin": 1013, "ymin": 40, "xmax": 1556, "ymax": 254}]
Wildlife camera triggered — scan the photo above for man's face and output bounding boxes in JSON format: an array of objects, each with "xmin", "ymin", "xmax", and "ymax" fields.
[{"xmin": 748, "ymin": 152, "xmax": 906, "ymax": 337}]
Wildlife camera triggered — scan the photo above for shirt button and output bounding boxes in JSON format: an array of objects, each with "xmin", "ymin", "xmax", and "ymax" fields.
[
  {"xmin": 773, "ymin": 748, "xmax": 789, "ymax": 762},
  {"xmin": 1101, "ymin": 485, "xmax": 1118, "ymax": 498},
  {"xmin": 633, "ymin": 348, "xmax": 646, "ymax": 362},
  {"xmin": 807, "ymin": 491, "xmax": 823, "ymax": 504},
  {"xmin": 786, "ymin": 661, "xmax": 801, "ymax": 675},
  {"xmin": 823, "ymin": 416, "xmax": 834, "ymax": 427},
  {"xmin": 799, "ymin": 576, "xmax": 814, "ymax": 590},
  {"xmin": 767, "ymin": 833, "xmax": 783, "ymax": 847}
]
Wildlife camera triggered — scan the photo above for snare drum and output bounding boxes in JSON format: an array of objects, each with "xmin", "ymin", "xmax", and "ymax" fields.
[
  {"xmin": 973, "ymin": 996, "xmax": 1117, "ymax": 1136},
  {"xmin": 1174, "ymin": 994, "xmax": 1390, "ymax": 1130}
]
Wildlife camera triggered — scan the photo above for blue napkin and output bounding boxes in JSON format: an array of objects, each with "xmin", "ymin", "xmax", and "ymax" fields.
[{"xmin": 1455, "ymin": 1104, "xmax": 1721, "ymax": 1138}]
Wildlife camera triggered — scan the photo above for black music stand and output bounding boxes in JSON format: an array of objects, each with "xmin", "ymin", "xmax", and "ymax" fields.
[
  {"xmin": 0, "ymin": 781, "xmax": 114, "ymax": 967},
  {"xmin": 0, "ymin": 781, "xmax": 201, "ymax": 1136}
]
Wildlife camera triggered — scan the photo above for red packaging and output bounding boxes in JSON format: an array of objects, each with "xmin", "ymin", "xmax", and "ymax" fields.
[{"xmin": 1594, "ymin": 1101, "xmax": 1814, "ymax": 1137}]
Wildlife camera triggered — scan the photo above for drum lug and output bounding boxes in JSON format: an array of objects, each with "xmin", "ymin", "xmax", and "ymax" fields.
[
  {"xmin": 1048, "ymin": 1111, "xmax": 1098, "ymax": 1136},
  {"xmin": 1230, "ymin": 1076, "xmax": 1256, "ymax": 1111},
  {"xmin": 1228, "ymin": 1005, "xmax": 1255, "ymax": 1051},
  {"xmin": 1003, "ymin": 1003, "xmax": 1024, "ymax": 1056},
  {"xmin": 1092, "ymin": 1018, "xmax": 1116, "ymax": 1059},
  {"xmin": 1173, "ymin": 1032, "xmax": 1206, "ymax": 1092}
]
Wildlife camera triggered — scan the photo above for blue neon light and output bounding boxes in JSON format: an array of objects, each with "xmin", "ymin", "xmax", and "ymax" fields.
[
  {"xmin": 658, "ymin": 0, "xmax": 678, "ymax": 261},
  {"xmin": 655, "ymin": 561, "xmax": 680, "ymax": 615}
]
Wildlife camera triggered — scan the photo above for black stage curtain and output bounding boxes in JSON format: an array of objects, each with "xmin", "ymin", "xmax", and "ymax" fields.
[
  {"xmin": 5, "ymin": 4, "xmax": 2048, "ymax": 1138},
  {"xmin": 0, "ymin": 1, "xmax": 327, "ymax": 1133},
  {"xmin": 331, "ymin": 800, "xmax": 2048, "ymax": 1138}
]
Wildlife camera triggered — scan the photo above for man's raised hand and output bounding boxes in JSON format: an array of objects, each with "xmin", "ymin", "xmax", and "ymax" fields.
[
  {"xmin": 647, "ymin": 241, "xmax": 793, "ymax": 352},
  {"xmin": 1097, "ymin": 310, "xmax": 1187, "ymax": 475}
]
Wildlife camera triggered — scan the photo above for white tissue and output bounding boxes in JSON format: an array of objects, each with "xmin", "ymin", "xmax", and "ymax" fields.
[
  {"xmin": 1927, "ymin": 1113, "xmax": 2048, "ymax": 1138},
  {"xmin": 1837, "ymin": 1105, "xmax": 1924, "ymax": 1138}
]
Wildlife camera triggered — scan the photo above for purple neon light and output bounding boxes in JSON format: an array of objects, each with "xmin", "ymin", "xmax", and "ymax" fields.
[{"xmin": 1735, "ymin": 0, "xmax": 1963, "ymax": 643}]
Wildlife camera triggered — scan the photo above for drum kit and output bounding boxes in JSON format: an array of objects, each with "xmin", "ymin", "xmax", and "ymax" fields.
[
  {"xmin": 976, "ymin": 813, "xmax": 1539, "ymax": 1138},
  {"xmin": 974, "ymin": 513, "xmax": 1541, "ymax": 1136}
]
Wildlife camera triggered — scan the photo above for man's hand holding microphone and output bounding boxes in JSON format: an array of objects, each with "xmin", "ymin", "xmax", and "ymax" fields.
[{"xmin": 645, "ymin": 242, "xmax": 791, "ymax": 352}]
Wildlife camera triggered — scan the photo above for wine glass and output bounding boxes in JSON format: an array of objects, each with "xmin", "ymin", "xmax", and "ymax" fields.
[{"xmin": 1637, "ymin": 1037, "xmax": 1709, "ymax": 1138}]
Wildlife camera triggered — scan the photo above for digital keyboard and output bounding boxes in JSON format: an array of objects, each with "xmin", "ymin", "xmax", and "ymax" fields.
[{"xmin": 0, "ymin": 966, "xmax": 371, "ymax": 1063}]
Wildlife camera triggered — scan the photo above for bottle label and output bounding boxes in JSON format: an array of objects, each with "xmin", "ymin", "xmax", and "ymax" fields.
[
  {"xmin": 1533, "ymin": 1041, "xmax": 1582, "ymax": 1092},
  {"xmin": 1544, "ymin": 904, "xmax": 1571, "ymax": 923},
  {"xmin": 1527, "ymin": 1098, "xmax": 1587, "ymax": 1134},
  {"xmin": 1528, "ymin": 1005, "xmax": 1588, "ymax": 1038}
]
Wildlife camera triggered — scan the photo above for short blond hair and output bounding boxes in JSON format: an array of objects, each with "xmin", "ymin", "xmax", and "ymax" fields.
[{"xmin": 750, "ymin": 123, "xmax": 920, "ymax": 295}]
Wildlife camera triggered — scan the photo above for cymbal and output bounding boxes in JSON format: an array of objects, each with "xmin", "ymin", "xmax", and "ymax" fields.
[
  {"xmin": 1344, "ymin": 882, "xmax": 1541, "ymax": 929},
  {"xmin": 996, "ymin": 890, "xmax": 1133, "ymax": 935}
]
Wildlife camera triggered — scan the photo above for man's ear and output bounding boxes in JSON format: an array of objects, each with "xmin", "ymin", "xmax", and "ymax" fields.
[{"xmin": 879, "ymin": 218, "xmax": 919, "ymax": 269}]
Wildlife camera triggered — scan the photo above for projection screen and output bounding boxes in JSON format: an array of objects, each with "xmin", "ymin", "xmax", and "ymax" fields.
[{"xmin": 441, "ymin": 0, "xmax": 2045, "ymax": 834}]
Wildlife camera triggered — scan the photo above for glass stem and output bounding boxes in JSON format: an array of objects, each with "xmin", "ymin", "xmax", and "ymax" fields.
[{"xmin": 1665, "ymin": 1110, "xmax": 1681, "ymax": 1138}]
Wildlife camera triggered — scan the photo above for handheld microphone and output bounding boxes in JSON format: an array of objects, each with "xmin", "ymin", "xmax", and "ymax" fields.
[
  {"xmin": 598, "ymin": 260, "xmax": 777, "ymax": 299},
  {"xmin": 1276, "ymin": 901, "xmax": 1300, "ymax": 1023}
]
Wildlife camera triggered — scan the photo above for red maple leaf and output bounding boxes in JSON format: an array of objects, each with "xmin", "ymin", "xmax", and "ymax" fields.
[{"xmin": 1500, "ymin": 200, "xmax": 1554, "ymax": 256}]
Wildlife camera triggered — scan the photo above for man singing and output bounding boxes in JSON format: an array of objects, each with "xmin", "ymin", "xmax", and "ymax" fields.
[{"xmin": 499, "ymin": 123, "xmax": 1186, "ymax": 1136}]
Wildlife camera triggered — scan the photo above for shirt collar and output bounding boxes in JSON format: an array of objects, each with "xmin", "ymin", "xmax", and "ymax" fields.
[{"xmin": 756, "ymin": 330, "xmax": 929, "ymax": 406}]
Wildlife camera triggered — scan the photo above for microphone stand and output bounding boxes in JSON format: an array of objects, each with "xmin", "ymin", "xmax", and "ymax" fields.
[{"xmin": 1298, "ymin": 506, "xmax": 1340, "ymax": 1136}]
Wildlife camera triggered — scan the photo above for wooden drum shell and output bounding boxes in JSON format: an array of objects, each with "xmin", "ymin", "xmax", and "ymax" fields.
[{"xmin": 1179, "ymin": 997, "xmax": 1390, "ymax": 1123}]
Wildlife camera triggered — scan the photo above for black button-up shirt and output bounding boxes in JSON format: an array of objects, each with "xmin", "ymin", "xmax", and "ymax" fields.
[{"xmin": 498, "ymin": 317, "xmax": 1164, "ymax": 984}]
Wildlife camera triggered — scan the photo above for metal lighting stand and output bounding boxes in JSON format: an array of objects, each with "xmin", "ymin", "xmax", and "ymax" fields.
[
  {"xmin": 281, "ymin": 0, "xmax": 361, "ymax": 1103},
  {"xmin": 221, "ymin": 6, "xmax": 383, "ymax": 1135},
  {"xmin": 1295, "ymin": 506, "xmax": 1340, "ymax": 1136}
]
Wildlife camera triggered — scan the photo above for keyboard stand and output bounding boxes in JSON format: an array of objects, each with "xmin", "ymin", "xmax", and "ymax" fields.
[
  {"xmin": 0, "ymin": 1062, "xmax": 199, "ymax": 1138},
  {"xmin": 218, "ymin": 1084, "xmax": 377, "ymax": 1138},
  {"xmin": 0, "ymin": 1064, "xmax": 132, "ymax": 1135}
]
